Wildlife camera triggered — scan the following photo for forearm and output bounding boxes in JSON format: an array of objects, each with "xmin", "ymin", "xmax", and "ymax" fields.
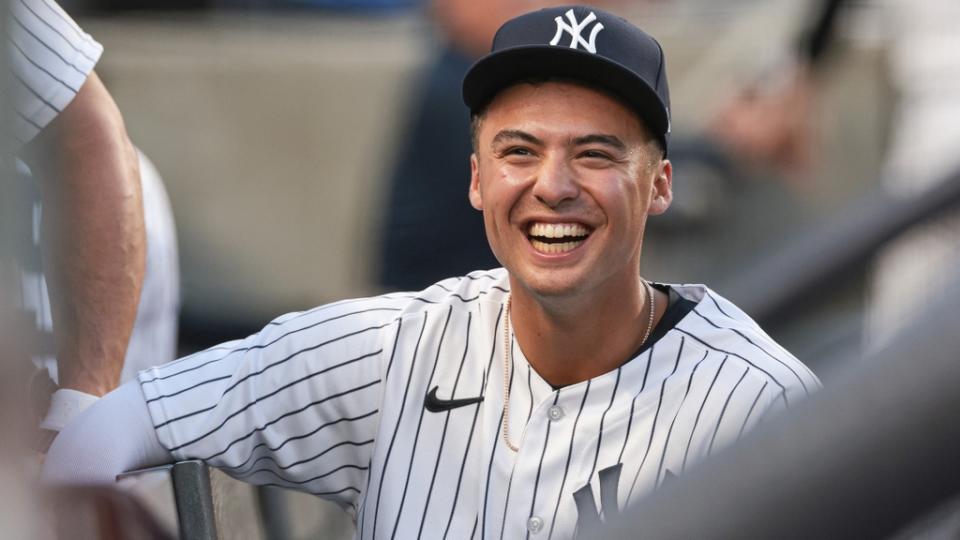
[{"xmin": 23, "ymin": 72, "xmax": 145, "ymax": 397}]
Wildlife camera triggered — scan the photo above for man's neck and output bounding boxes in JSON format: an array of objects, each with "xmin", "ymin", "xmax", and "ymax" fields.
[{"xmin": 508, "ymin": 277, "xmax": 667, "ymax": 387}]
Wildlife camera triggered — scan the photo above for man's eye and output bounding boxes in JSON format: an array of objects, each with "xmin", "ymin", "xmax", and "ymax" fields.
[
  {"xmin": 505, "ymin": 147, "xmax": 533, "ymax": 156},
  {"xmin": 581, "ymin": 150, "xmax": 612, "ymax": 160}
]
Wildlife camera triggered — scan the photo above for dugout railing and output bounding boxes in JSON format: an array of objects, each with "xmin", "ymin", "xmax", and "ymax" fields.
[{"xmin": 720, "ymin": 165, "xmax": 960, "ymax": 329}]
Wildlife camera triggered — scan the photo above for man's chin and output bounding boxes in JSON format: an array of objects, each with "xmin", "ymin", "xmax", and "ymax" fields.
[{"xmin": 508, "ymin": 270, "xmax": 586, "ymax": 301}]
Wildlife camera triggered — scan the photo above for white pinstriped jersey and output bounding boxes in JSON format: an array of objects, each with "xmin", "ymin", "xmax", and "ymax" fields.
[
  {"xmin": 7, "ymin": 0, "xmax": 103, "ymax": 145},
  {"xmin": 139, "ymin": 268, "xmax": 819, "ymax": 539}
]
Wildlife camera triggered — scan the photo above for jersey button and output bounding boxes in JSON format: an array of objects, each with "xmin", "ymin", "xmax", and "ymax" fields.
[
  {"xmin": 527, "ymin": 516, "xmax": 544, "ymax": 533},
  {"xmin": 547, "ymin": 405, "xmax": 565, "ymax": 421}
]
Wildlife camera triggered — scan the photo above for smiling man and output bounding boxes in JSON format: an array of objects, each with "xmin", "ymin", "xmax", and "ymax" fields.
[{"xmin": 45, "ymin": 6, "xmax": 819, "ymax": 539}]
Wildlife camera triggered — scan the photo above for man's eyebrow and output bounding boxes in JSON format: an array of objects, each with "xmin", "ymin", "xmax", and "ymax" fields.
[
  {"xmin": 572, "ymin": 134, "xmax": 627, "ymax": 152},
  {"xmin": 491, "ymin": 129, "xmax": 543, "ymax": 147}
]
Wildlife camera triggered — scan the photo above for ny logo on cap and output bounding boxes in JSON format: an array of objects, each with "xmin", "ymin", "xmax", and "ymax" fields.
[{"xmin": 549, "ymin": 9, "xmax": 604, "ymax": 54}]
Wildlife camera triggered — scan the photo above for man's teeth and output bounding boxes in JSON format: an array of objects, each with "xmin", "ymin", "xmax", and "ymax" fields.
[
  {"xmin": 531, "ymin": 239, "xmax": 584, "ymax": 254},
  {"xmin": 527, "ymin": 222, "xmax": 590, "ymax": 254},
  {"xmin": 528, "ymin": 222, "xmax": 589, "ymax": 239}
]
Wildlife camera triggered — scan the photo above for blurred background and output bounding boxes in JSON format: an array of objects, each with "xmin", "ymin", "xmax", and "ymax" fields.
[{"xmin": 3, "ymin": 0, "xmax": 959, "ymax": 537}]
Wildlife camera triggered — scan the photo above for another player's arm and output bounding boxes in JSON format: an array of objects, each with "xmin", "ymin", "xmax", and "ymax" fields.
[{"xmin": 21, "ymin": 72, "xmax": 145, "ymax": 399}]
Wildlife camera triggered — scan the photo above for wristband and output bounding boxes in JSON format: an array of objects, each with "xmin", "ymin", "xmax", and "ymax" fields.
[{"xmin": 39, "ymin": 389, "xmax": 100, "ymax": 432}]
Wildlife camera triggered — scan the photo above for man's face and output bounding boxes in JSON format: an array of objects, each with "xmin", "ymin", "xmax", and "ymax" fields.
[{"xmin": 469, "ymin": 81, "xmax": 672, "ymax": 300}]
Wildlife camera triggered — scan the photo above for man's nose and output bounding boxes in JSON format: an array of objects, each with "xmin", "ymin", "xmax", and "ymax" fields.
[{"xmin": 532, "ymin": 156, "xmax": 579, "ymax": 208}]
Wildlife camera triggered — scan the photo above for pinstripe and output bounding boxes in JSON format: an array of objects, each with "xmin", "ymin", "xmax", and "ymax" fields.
[
  {"xmin": 390, "ymin": 308, "xmax": 452, "ymax": 539},
  {"xmin": 212, "ymin": 339, "xmax": 381, "ymax": 404},
  {"xmin": 418, "ymin": 311, "xmax": 473, "ymax": 539},
  {"xmin": 241, "ymin": 441, "xmax": 374, "ymax": 483},
  {"xmin": 547, "ymin": 380, "xmax": 591, "ymax": 539},
  {"xmin": 481, "ymin": 405, "xmax": 505, "ymax": 540},
  {"xmin": 704, "ymin": 291, "xmax": 820, "ymax": 384},
  {"xmin": 675, "ymin": 328, "xmax": 790, "ymax": 403},
  {"xmin": 525, "ymin": 358, "xmax": 535, "ymax": 421},
  {"xmin": 144, "ymin": 373, "xmax": 232, "ymax": 403},
  {"xmin": 381, "ymin": 316, "xmax": 405, "ymax": 384},
  {"xmin": 625, "ymin": 338, "xmax": 685, "ymax": 506},
  {"xmin": 737, "ymin": 381, "xmax": 769, "ymax": 440},
  {"xmin": 39, "ymin": 0, "xmax": 95, "ymax": 44},
  {"xmin": 495, "ymin": 358, "xmax": 518, "ymax": 540},
  {"xmin": 654, "ymin": 350, "xmax": 709, "ymax": 486},
  {"xmin": 15, "ymin": 108, "xmax": 44, "ymax": 130},
  {"xmin": 692, "ymin": 309, "xmax": 810, "ymax": 394},
  {"xmin": 16, "ymin": 0, "xmax": 97, "ymax": 62},
  {"xmin": 588, "ymin": 367, "xmax": 620, "ymax": 480},
  {"xmin": 265, "ymin": 301, "xmax": 405, "ymax": 327},
  {"xmin": 496, "ymin": 459, "xmax": 518, "ymax": 540},
  {"xmin": 432, "ymin": 280, "xmax": 510, "ymax": 297},
  {"xmin": 705, "ymin": 290, "xmax": 733, "ymax": 318},
  {"xmin": 480, "ymin": 305, "xmax": 510, "ymax": 540},
  {"xmin": 372, "ymin": 313, "xmax": 429, "ymax": 540},
  {"xmin": 443, "ymin": 305, "xmax": 502, "ymax": 540},
  {"xmin": 359, "ymin": 455, "xmax": 374, "ymax": 536},
  {"xmin": 464, "ymin": 271, "xmax": 500, "ymax": 281},
  {"xmin": 154, "ymin": 346, "xmax": 381, "ymax": 431},
  {"xmin": 616, "ymin": 346, "xmax": 654, "ymax": 465},
  {"xmin": 681, "ymin": 355, "xmax": 729, "ymax": 471},
  {"xmin": 213, "ymin": 409, "xmax": 379, "ymax": 468},
  {"xmin": 139, "ymin": 344, "xmax": 238, "ymax": 383},
  {"xmin": 165, "ymin": 376, "xmax": 381, "ymax": 451},
  {"xmin": 259, "ymin": 484, "xmax": 360, "ymax": 498},
  {"xmin": 142, "ymin": 312, "xmax": 395, "ymax": 384},
  {"xmin": 525, "ymin": 391, "xmax": 561, "ymax": 540},
  {"xmin": 11, "ymin": 13, "xmax": 87, "ymax": 76},
  {"xmin": 707, "ymin": 366, "xmax": 750, "ymax": 455},
  {"xmin": 252, "ymin": 462, "xmax": 369, "ymax": 487},
  {"xmin": 11, "ymin": 70, "xmax": 62, "ymax": 113},
  {"xmin": 9, "ymin": 37, "xmax": 81, "ymax": 93},
  {"xmin": 413, "ymin": 289, "xmax": 510, "ymax": 305}
]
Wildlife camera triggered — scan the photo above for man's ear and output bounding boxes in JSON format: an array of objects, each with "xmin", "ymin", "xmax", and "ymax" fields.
[
  {"xmin": 469, "ymin": 153, "xmax": 483, "ymax": 210},
  {"xmin": 648, "ymin": 159, "xmax": 673, "ymax": 215}
]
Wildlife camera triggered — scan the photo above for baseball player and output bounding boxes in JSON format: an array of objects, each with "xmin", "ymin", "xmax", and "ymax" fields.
[
  {"xmin": 6, "ymin": 0, "xmax": 179, "ymax": 447},
  {"xmin": 45, "ymin": 6, "xmax": 819, "ymax": 539}
]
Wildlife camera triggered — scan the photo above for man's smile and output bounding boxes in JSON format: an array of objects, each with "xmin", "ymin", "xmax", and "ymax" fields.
[{"xmin": 526, "ymin": 221, "xmax": 593, "ymax": 255}]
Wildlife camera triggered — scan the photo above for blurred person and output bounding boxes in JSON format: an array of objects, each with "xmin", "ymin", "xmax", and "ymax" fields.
[
  {"xmin": 379, "ymin": 0, "xmax": 544, "ymax": 291},
  {"xmin": 46, "ymin": 6, "xmax": 818, "ymax": 538},
  {"xmin": 708, "ymin": 0, "xmax": 960, "ymax": 348},
  {"xmin": 6, "ymin": 0, "xmax": 179, "ymax": 450}
]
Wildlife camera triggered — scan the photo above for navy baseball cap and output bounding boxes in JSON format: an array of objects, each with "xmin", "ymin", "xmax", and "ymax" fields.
[{"xmin": 462, "ymin": 5, "xmax": 671, "ymax": 154}]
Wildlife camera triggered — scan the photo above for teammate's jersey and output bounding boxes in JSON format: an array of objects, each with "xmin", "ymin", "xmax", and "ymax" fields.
[
  {"xmin": 139, "ymin": 268, "xmax": 819, "ymax": 539},
  {"xmin": 7, "ymin": 0, "xmax": 103, "ymax": 145}
]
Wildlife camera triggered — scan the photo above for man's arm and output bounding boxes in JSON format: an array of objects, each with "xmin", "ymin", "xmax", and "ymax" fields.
[{"xmin": 21, "ymin": 71, "xmax": 145, "ymax": 400}]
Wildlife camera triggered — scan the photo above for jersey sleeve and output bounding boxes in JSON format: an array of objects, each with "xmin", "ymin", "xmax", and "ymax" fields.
[
  {"xmin": 7, "ymin": 0, "xmax": 104, "ymax": 145},
  {"xmin": 138, "ymin": 301, "xmax": 400, "ymax": 505}
]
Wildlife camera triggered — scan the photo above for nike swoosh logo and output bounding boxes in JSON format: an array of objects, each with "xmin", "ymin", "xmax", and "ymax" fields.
[{"xmin": 424, "ymin": 386, "xmax": 484, "ymax": 412}]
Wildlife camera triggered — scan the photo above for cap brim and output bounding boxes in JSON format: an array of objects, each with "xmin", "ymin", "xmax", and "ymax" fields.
[{"xmin": 463, "ymin": 45, "xmax": 669, "ymax": 139}]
